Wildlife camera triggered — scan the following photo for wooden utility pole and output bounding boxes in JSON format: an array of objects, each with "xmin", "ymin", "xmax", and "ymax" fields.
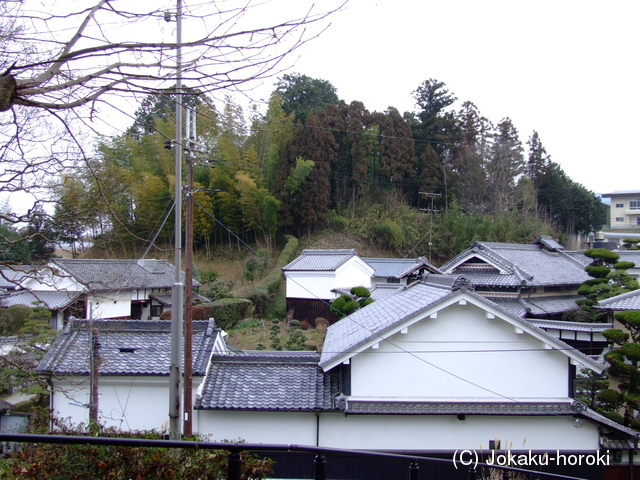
[
  {"xmin": 168, "ymin": 0, "xmax": 184, "ymax": 441},
  {"xmin": 183, "ymin": 108, "xmax": 195, "ymax": 437},
  {"xmin": 89, "ymin": 327, "xmax": 100, "ymax": 425}
]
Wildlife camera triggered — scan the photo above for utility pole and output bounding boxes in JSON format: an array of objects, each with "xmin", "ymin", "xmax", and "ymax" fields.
[
  {"xmin": 168, "ymin": 0, "xmax": 184, "ymax": 441},
  {"xmin": 89, "ymin": 326, "xmax": 100, "ymax": 426},
  {"xmin": 419, "ymin": 192, "xmax": 441, "ymax": 264},
  {"xmin": 183, "ymin": 107, "xmax": 196, "ymax": 437}
]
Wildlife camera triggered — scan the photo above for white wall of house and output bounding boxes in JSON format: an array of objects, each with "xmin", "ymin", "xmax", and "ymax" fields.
[
  {"xmin": 196, "ymin": 410, "xmax": 600, "ymax": 451},
  {"xmin": 21, "ymin": 270, "xmax": 78, "ymax": 292},
  {"xmin": 285, "ymin": 258, "xmax": 374, "ymax": 300},
  {"xmin": 198, "ymin": 411, "xmax": 318, "ymax": 444},
  {"xmin": 606, "ymin": 193, "xmax": 640, "ymax": 228},
  {"xmin": 317, "ymin": 413, "xmax": 600, "ymax": 451},
  {"xmin": 349, "ymin": 302, "xmax": 569, "ymax": 399},
  {"xmin": 51, "ymin": 376, "xmax": 204, "ymax": 432},
  {"xmin": 87, "ymin": 291, "xmax": 132, "ymax": 319}
]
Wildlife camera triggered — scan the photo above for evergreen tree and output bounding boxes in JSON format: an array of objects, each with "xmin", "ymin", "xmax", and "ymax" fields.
[
  {"xmin": 276, "ymin": 73, "xmax": 339, "ymax": 123},
  {"xmin": 486, "ymin": 117, "xmax": 524, "ymax": 215}
]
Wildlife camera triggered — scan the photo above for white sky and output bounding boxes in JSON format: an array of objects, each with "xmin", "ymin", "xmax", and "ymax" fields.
[{"xmin": 250, "ymin": 0, "xmax": 639, "ymax": 195}]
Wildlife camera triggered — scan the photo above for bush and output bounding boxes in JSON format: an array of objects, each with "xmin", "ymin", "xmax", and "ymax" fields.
[
  {"xmin": 374, "ymin": 219, "xmax": 404, "ymax": 250},
  {"xmin": 243, "ymin": 255, "xmax": 267, "ymax": 281},
  {"xmin": 202, "ymin": 280, "xmax": 232, "ymax": 301},
  {"xmin": 160, "ymin": 299, "xmax": 252, "ymax": 330},
  {"xmin": 315, "ymin": 318, "xmax": 329, "ymax": 331},
  {"xmin": 5, "ymin": 411, "xmax": 274, "ymax": 479},
  {"xmin": 0, "ymin": 304, "xmax": 32, "ymax": 335},
  {"xmin": 328, "ymin": 212, "xmax": 349, "ymax": 231}
]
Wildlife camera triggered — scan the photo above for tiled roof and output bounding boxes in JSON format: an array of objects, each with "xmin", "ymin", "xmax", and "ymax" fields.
[
  {"xmin": 37, "ymin": 319, "xmax": 219, "ymax": 376},
  {"xmin": 282, "ymin": 249, "xmax": 358, "ymax": 272},
  {"xmin": 0, "ymin": 266, "xmax": 33, "ymax": 290},
  {"xmin": 598, "ymin": 289, "xmax": 640, "ymax": 311},
  {"xmin": 196, "ymin": 351, "xmax": 339, "ymax": 411},
  {"xmin": 615, "ymin": 251, "xmax": 640, "ymax": 266},
  {"xmin": 362, "ymin": 257, "xmax": 442, "ymax": 279},
  {"xmin": 369, "ymin": 284, "xmax": 404, "ymax": 300},
  {"xmin": 483, "ymin": 297, "xmax": 529, "ymax": 317},
  {"xmin": 525, "ymin": 295, "xmax": 582, "ymax": 315},
  {"xmin": 441, "ymin": 240, "xmax": 590, "ymax": 287},
  {"xmin": 0, "ymin": 289, "xmax": 82, "ymax": 310},
  {"xmin": 319, "ymin": 276, "xmax": 462, "ymax": 370},
  {"xmin": 343, "ymin": 400, "xmax": 582, "ymax": 416},
  {"xmin": 320, "ymin": 274, "xmax": 603, "ymax": 373},
  {"xmin": 527, "ymin": 319, "xmax": 613, "ymax": 333},
  {"xmin": 49, "ymin": 258, "xmax": 199, "ymax": 291}
]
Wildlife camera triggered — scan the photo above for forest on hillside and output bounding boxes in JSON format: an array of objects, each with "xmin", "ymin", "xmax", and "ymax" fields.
[{"xmin": 1, "ymin": 74, "xmax": 607, "ymax": 265}]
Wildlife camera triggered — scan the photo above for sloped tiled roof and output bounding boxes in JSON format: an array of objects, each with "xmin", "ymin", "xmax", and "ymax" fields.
[
  {"xmin": 0, "ymin": 266, "xmax": 34, "ymax": 290},
  {"xmin": 0, "ymin": 289, "xmax": 81, "ymax": 310},
  {"xmin": 343, "ymin": 400, "xmax": 582, "ymax": 415},
  {"xmin": 363, "ymin": 257, "xmax": 442, "ymax": 279},
  {"xmin": 282, "ymin": 249, "xmax": 358, "ymax": 272},
  {"xmin": 319, "ymin": 275, "xmax": 463, "ymax": 370},
  {"xmin": 441, "ymin": 239, "xmax": 590, "ymax": 287},
  {"xmin": 196, "ymin": 351, "xmax": 339, "ymax": 411},
  {"xmin": 527, "ymin": 319, "xmax": 612, "ymax": 333},
  {"xmin": 49, "ymin": 258, "xmax": 199, "ymax": 292},
  {"xmin": 615, "ymin": 251, "xmax": 640, "ymax": 267},
  {"xmin": 598, "ymin": 289, "xmax": 640, "ymax": 311},
  {"xmin": 319, "ymin": 273, "xmax": 603, "ymax": 373},
  {"xmin": 37, "ymin": 319, "xmax": 219, "ymax": 376}
]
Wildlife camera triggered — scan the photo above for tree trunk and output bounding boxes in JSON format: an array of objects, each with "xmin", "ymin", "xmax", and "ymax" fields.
[{"xmin": 0, "ymin": 75, "xmax": 17, "ymax": 111}]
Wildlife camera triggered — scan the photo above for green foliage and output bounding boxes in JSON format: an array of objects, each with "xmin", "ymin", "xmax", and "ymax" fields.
[
  {"xmin": 202, "ymin": 280, "xmax": 232, "ymax": 302},
  {"xmin": 615, "ymin": 261, "xmax": 636, "ymax": 270},
  {"xmin": 374, "ymin": 219, "xmax": 404, "ymax": 250},
  {"xmin": 0, "ymin": 304, "xmax": 32, "ymax": 335},
  {"xmin": 330, "ymin": 288, "xmax": 373, "ymax": 319},
  {"xmin": 285, "ymin": 329, "xmax": 307, "ymax": 350},
  {"xmin": 350, "ymin": 287, "xmax": 371, "ymax": 298},
  {"xmin": 585, "ymin": 265, "xmax": 611, "ymax": 278},
  {"xmin": 243, "ymin": 255, "xmax": 267, "ymax": 281},
  {"xmin": 208, "ymin": 299, "xmax": 253, "ymax": 330},
  {"xmin": 599, "ymin": 310, "xmax": 640, "ymax": 428},
  {"xmin": 584, "ymin": 248, "xmax": 620, "ymax": 263},
  {"xmin": 4, "ymin": 411, "xmax": 274, "ymax": 480},
  {"xmin": 283, "ymin": 157, "xmax": 315, "ymax": 197},
  {"xmin": 328, "ymin": 212, "xmax": 349, "ymax": 231}
]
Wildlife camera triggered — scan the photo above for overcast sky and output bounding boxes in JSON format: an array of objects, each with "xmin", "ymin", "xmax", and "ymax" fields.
[{"xmin": 251, "ymin": 0, "xmax": 639, "ymax": 195}]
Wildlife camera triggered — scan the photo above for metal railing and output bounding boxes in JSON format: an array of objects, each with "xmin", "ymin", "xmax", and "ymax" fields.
[{"xmin": 0, "ymin": 433, "xmax": 591, "ymax": 480}]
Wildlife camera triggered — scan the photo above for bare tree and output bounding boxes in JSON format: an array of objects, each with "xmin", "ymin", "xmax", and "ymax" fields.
[{"xmin": 0, "ymin": 0, "xmax": 345, "ymax": 244}]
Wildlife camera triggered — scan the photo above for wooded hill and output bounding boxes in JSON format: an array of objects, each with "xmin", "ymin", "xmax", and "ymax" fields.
[{"xmin": 0, "ymin": 74, "xmax": 607, "ymax": 266}]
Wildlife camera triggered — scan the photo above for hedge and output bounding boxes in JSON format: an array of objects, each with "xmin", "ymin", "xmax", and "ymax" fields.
[{"xmin": 159, "ymin": 298, "xmax": 252, "ymax": 330}]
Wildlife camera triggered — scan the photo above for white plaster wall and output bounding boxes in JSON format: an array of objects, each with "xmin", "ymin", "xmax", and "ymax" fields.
[
  {"xmin": 195, "ymin": 411, "xmax": 599, "ymax": 451},
  {"xmin": 52, "ymin": 376, "xmax": 203, "ymax": 432},
  {"xmin": 21, "ymin": 270, "xmax": 79, "ymax": 292},
  {"xmin": 197, "ymin": 411, "xmax": 318, "ymax": 444},
  {"xmin": 335, "ymin": 260, "xmax": 373, "ymax": 290},
  {"xmin": 286, "ymin": 271, "xmax": 336, "ymax": 299},
  {"xmin": 87, "ymin": 291, "xmax": 131, "ymax": 319},
  {"xmin": 317, "ymin": 413, "xmax": 600, "ymax": 451},
  {"xmin": 350, "ymin": 303, "xmax": 569, "ymax": 399}
]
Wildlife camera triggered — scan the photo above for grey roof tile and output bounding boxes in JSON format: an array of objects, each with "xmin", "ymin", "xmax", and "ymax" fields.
[
  {"xmin": 319, "ymin": 276, "xmax": 460, "ymax": 369},
  {"xmin": 36, "ymin": 319, "xmax": 219, "ymax": 376},
  {"xmin": 598, "ymin": 289, "xmax": 640, "ymax": 311},
  {"xmin": 196, "ymin": 351, "xmax": 339, "ymax": 411},
  {"xmin": 344, "ymin": 400, "xmax": 582, "ymax": 415},
  {"xmin": 0, "ymin": 289, "xmax": 82, "ymax": 310},
  {"xmin": 49, "ymin": 258, "xmax": 199, "ymax": 292},
  {"xmin": 282, "ymin": 249, "xmax": 358, "ymax": 272},
  {"xmin": 363, "ymin": 257, "xmax": 442, "ymax": 279},
  {"xmin": 441, "ymin": 241, "xmax": 590, "ymax": 287}
]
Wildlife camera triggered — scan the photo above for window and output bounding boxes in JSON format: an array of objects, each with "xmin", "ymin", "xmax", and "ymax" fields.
[
  {"xmin": 615, "ymin": 217, "xmax": 624, "ymax": 222},
  {"xmin": 637, "ymin": 217, "xmax": 640, "ymax": 226},
  {"xmin": 630, "ymin": 199, "xmax": 640, "ymax": 210},
  {"xmin": 616, "ymin": 203, "xmax": 624, "ymax": 208},
  {"xmin": 386, "ymin": 278, "xmax": 400, "ymax": 284},
  {"xmin": 150, "ymin": 305, "xmax": 163, "ymax": 317}
]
